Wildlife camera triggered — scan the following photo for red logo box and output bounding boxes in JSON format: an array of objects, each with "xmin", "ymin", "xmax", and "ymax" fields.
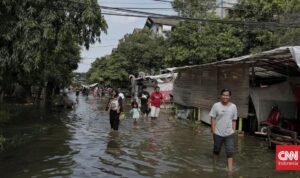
[{"xmin": 276, "ymin": 145, "xmax": 300, "ymax": 170}]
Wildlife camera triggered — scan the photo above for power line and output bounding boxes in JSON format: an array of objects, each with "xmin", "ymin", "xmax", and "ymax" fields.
[
  {"xmin": 68, "ymin": 0, "xmax": 300, "ymax": 28},
  {"xmin": 100, "ymin": 38, "xmax": 122, "ymax": 41},
  {"xmin": 81, "ymin": 57, "xmax": 98, "ymax": 60},
  {"xmin": 152, "ymin": 0, "xmax": 173, "ymax": 3},
  {"xmin": 16, "ymin": 0, "xmax": 300, "ymax": 29},
  {"xmin": 89, "ymin": 44, "xmax": 117, "ymax": 48},
  {"xmin": 99, "ymin": 1, "xmax": 170, "ymax": 5},
  {"xmin": 79, "ymin": 62, "xmax": 92, "ymax": 65},
  {"xmin": 102, "ymin": 12, "xmax": 149, "ymax": 18},
  {"xmin": 101, "ymin": 5, "xmax": 170, "ymax": 17},
  {"xmin": 57, "ymin": 0, "xmax": 290, "ymax": 18},
  {"xmin": 158, "ymin": 0, "xmax": 293, "ymax": 16},
  {"xmin": 104, "ymin": 7, "xmax": 174, "ymax": 10},
  {"xmin": 67, "ymin": 0, "xmax": 292, "ymax": 16},
  {"xmin": 101, "ymin": 12, "xmax": 300, "ymax": 29}
]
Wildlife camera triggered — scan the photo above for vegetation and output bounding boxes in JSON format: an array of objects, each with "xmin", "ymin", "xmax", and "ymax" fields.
[
  {"xmin": 164, "ymin": 0, "xmax": 300, "ymax": 65},
  {"xmin": 1, "ymin": 0, "xmax": 298, "ymax": 94},
  {"xmin": 0, "ymin": 0, "xmax": 107, "ymax": 103},
  {"xmin": 229, "ymin": 0, "xmax": 300, "ymax": 54},
  {"xmin": 87, "ymin": 0, "xmax": 300, "ymax": 85},
  {"xmin": 86, "ymin": 29, "xmax": 167, "ymax": 87},
  {"xmin": 164, "ymin": 21, "xmax": 244, "ymax": 66},
  {"xmin": 172, "ymin": 0, "xmax": 216, "ymax": 18}
]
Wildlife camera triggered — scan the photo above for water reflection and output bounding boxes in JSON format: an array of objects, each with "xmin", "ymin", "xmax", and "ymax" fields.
[
  {"xmin": 0, "ymin": 107, "xmax": 74, "ymax": 178},
  {"xmin": 0, "ymin": 95, "xmax": 300, "ymax": 178},
  {"xmin": 106, "ymin": 132, "xmax": 121, "ymax": 156}
]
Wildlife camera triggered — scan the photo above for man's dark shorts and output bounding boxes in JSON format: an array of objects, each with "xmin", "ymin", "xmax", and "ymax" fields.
[
  {"xmin": 141, "ymin": 104, "xmax": 149, "ymax": 114},
  {"xmin": 213, "ymin": 133, "xmax": 235, "ymax": 158}
]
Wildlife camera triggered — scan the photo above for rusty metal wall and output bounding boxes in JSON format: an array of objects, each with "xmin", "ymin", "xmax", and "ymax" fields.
[{"xmin": 173, "ymin": 64, "xmax": 249, "ymax": 118}]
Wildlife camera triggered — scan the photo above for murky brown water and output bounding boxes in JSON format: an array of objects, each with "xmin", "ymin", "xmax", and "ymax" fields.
[{"xmin": 0, "ymin": 94, "xmax": 299, "ymax": 178}]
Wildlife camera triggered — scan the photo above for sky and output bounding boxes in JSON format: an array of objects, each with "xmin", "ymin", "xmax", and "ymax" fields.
[{"xmin": 76, "ymin": 0, "xmax": 176, "ymax": 73}]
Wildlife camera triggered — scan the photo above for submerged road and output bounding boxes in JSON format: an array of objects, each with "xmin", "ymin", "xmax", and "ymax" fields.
[{"xmin": 0, "ymin": 94, "xmax": 299, "ymax": 178}]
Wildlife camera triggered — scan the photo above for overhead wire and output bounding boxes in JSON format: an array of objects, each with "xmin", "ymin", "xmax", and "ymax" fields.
[
  {"xmin": 99, "ymin": 1, "xmax": 170, "ymax": 5},
  {"xmin": 56, "ymin": 0, "xmax": 300, "ymax": 29},
  {"xmin": 57, "ymin": 0, "xmax": 281, "ymax": 16},
  {"xmin": 65, "ymin": 0, "xmax": 294, "ymax": 17},
  {"xmin": 88, "ymin": 44, "xmax": 117, "ymax": 48},
  {"xmin": 7, "ymin": 0, "xmax": 298, "ymax": 29}
]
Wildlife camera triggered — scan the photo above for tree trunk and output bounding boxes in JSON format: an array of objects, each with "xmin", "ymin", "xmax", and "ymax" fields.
[
  {"xmin": 0, "ymin": 89, "xmax": 4, "ymax": 104},
  {"xmin": 23, "ymin": 85, "xmax": 32, "ymax": 103},
  {"xmin": 45, "ymin": 82, "xmax": 54, "ymax": 103},
  {"xmin": 34, "ymin": 86, "xmax": 43, "ymax": 102}
]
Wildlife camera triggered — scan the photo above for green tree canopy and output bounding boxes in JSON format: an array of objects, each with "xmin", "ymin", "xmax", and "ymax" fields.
[
  {"xmin": 0, "ymin": 0, "xmax": 107, "ymax": 99},
  {"xmin": 165, "ymin": 21, "xmax": 244, "ymax": 66},
  {"xmin": 165, "ymin": 0, "xmax": 300, "ymax": 66},
  {"xmin": 172, "ymin": 0, "xmax": 216, "ymax": 18},
  {"xmin": 87, "ymin": 29, "xmax": 167, "ymax": 87},
  {"xmin": 229, "ymin": 0, "xmax": 300, "ymax": 53}
]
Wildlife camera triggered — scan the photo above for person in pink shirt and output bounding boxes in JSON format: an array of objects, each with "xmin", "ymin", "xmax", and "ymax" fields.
[{"xmin": 150, "ymin": 86, "xmax": 163, "ymax": 120}]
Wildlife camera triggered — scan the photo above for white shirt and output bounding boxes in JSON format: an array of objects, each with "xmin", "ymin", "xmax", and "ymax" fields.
[
  {"xmin": 118, "ymin": 93, "xmax": 125, "ymax": 100},
  {"xmin": 209, "ymin": 102, "xmax": 237, "ymax": 136},
  {"xmin": 110, "ymin": 98, "xmax": 119, "ymax": 111}
]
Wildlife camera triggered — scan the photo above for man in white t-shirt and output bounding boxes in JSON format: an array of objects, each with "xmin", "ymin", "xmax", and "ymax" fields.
[{"xmin": 209, "ymin": 89, "xmax": 237, "ymax": 172}]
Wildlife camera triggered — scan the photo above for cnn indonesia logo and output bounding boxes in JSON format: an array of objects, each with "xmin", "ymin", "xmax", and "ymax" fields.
[{"xmin": 276, "ymin": 145, "xmax": 300, "ymax": 170}]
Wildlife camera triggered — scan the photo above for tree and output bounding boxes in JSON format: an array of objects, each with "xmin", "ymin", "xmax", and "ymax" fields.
[
  {"xmin": 116, "ymin": 29, "xmax": 167, "ymax": 74},
  {"xmin": 87, "ymin": 55, "xmax": 128, "ymax": 87},
  {"xmin": 165, "ymin": 20, "xmax": 244, "ymax": 66},
  {"xmin": 229, "ymin": 0, "xmax": 300, "ymax": 54},
  {"xmin": 0, "ymin": 0, "xmax": 107, "ymax": 102},
  {"xmin": 165, "ymin": 0, "xmax": 245, "ymax": 66},
  {"xmin": 172, "ymin": 0, "xmax": 216, "ymax": 18},
  {"xmin": 166, "ymin": 0, "xmax": 300, "ymax": 66},
  {"xmin": 87, "ymin": 29, "xmax": 168, "ymax": 87}
]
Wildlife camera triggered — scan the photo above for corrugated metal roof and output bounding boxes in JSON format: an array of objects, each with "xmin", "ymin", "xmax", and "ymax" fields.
[
  {"xmin": 147, "ymin": 17, "xmax": 181, "ymax": 27},
  {"xmin": 172, "ymin": 46, "xmax": 300, "ymax": 77},
  {"xmin": 134, "ymin": 73, "xmax": 177, "ymax": 81}
]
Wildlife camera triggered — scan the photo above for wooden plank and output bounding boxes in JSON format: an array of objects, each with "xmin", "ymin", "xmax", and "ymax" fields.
[
  {"xmin": 267, "ymin": 126, "xmax": 298, "ymax": 145},
  {"xmin": 254, "ymin": 131, "xmax": 267, "ymax": 136},
  {"xmin": 270, "ymin": 139, "xmax": 294, "ymax": 145},
  {"xmin": 270, "ymin": 132, "xmax": 294, "ymax": 142}
]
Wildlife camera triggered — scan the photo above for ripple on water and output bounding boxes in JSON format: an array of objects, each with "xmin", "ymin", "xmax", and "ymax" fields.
[{"xmin": 1, "ymin": 96, "xmax": 299, "ymax": 178}]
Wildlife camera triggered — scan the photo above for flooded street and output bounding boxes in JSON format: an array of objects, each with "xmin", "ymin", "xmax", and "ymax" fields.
[{"xmin": 0, "ymin": 94, "xmax": 299, "ymax": 178}]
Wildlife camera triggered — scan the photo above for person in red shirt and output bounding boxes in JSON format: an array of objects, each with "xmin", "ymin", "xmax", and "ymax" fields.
[{"xmin": 150, "ymin": 86, "xmax": 163, "ymax": 120}]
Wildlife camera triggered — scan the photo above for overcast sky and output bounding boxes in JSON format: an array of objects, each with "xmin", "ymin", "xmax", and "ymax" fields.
[{"xmin": 76, "ymin": 0, "xmax": 176, "ymax": 73}]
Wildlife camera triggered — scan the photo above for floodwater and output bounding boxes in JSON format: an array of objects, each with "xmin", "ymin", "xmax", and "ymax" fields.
[{"xmin": 0, "ymin": 94, "xmax": 299, "ymax": 178}]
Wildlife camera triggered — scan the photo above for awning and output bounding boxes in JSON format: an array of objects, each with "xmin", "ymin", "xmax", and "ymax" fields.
[{"xmin": 171, "ymin": 46, "xmax": 300, "ymax": 78}]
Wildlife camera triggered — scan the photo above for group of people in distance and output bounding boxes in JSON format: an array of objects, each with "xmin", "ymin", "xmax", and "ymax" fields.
[
  {"xmin": 137, "ymin": 85, "xmax": 163, "ymax": 120},
  {"xmin": 106, "ymin": 85, "xmax": 163, "ymax": 130},
  {"xmin": 106, "ymin": 86, "xmax": 238, "ymax": 172}
]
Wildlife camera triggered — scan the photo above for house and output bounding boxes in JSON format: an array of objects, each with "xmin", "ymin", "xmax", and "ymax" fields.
[
  {"xmin": 171, "ymin": 46, "xmax": 300, "ymax": 133},
  {"xmin": 143, "ymin": 0, "xmax": 238, "ymax": 36},
  {"xmin": 144, "ymin": 17, "xmax": 181, "ymax": 37}
]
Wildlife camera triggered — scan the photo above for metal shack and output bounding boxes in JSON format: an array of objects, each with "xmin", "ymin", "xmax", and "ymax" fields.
[{"xmin": 172, "ymin": 46, "xmax": 300, "ymax": 133}]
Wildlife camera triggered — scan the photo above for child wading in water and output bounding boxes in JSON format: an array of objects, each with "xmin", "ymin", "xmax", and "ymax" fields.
[{"xmin": 130, "ymin": 101, "xmax": 140, "ymax": 125}]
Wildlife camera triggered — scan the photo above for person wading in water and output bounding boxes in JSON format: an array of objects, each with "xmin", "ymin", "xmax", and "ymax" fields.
[
  {"xmin": 209, "ymin": 89, "xmax": 237, "ymax": 172},
  {"xmin": 106, "ymin": 90, "xmax": 123, "ymax": 131},
  {"xmin": 138, "ymin": 85, "xmax": 150, "ymax": 118},
  {"xmin": 150, "ymin": 86, "xmax": 163, "ymax": 120}
]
